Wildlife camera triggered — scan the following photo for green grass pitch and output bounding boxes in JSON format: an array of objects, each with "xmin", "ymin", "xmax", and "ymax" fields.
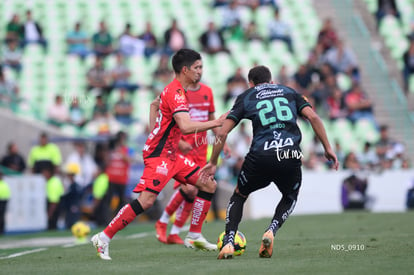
[{"xmin": 1, "ymin": 211, "xmax": 413, "ymax": 274}]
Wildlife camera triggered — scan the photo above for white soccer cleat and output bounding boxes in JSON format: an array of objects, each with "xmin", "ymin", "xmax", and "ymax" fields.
[
  {"xmin": 184, "ymin": 234, "xmax": 217, "ymax": 251},
  {"xmin": 91, "ymin": 233, "xmax": 111, "ymax": 260}
]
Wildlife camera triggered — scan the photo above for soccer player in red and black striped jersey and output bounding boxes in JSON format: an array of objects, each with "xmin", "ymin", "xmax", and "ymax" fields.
[
  {"xmin": 154, "ymin": 79, "xmax": 231, "ymax": 246},
  {"xmin": 91, "ymin": 49, "xmax": 227, "ymax": 260}
]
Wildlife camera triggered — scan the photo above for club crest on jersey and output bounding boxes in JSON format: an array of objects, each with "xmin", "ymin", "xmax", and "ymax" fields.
[
  {"xmin": 264, "ymin": 131, "xmax": 294, "ymax": 150},
  {"xmin": 153, "ymin": 179, "xmax": 161, "ymax": 186},
  {"xmin": 156, "ymin": 161, "xmax": 169, "ymax": 175}
]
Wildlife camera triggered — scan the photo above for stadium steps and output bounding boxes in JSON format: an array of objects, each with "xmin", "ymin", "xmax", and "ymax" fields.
[{"xmin": 313, "ymin": 0, "xmax": 414, "ymax": 157}]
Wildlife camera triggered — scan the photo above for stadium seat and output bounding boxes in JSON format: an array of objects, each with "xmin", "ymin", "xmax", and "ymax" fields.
[
  {"xmin": 354, "ymin": 118, "xmax": 379, "ymax": 143},
  {"xmin": 3, "ymin": 0, "xmax": 330, "ymax": 138}
]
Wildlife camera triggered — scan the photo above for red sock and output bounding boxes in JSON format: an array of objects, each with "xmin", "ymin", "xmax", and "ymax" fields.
[
  {"xmin": 189, "ymin": 196, "xmax": 212, "ymax": 233},
  {"xmin": 104, "ymin": 204, "xmax": 137, "ymax": 239},
  {"xmin": 165, "ymin": 189, "xmax": 185, "ymax": 216},
  {"xmin": 174, "ymin": 200, "xmax": 193, "ymax": 228}
]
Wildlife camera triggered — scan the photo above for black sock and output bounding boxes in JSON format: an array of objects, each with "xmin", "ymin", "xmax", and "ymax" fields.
[
  {"xmin": 129, "ymin": 199, "xmax": 144, "ymax": 215},
  {"xmin": 267, "ymin": 191, "xmax": 298, "ymax": 235},
  {"xmin": 224, "ymin": 191, "xmax": 247, "ymax": 245}
]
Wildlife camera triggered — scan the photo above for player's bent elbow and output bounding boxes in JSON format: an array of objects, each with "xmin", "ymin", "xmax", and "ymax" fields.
[{"xmin": 179, "ymin": 126, "xmax": 194, "ymax": 135}]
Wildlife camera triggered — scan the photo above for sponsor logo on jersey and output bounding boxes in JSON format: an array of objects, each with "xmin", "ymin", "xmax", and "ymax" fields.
[
  {"xmin": 256, "ymin": 88, "xmax": 284, "ymax": 99},
  {"xmin": 156, "ymin": 161, "xmax": 168, "ymax": 175},
  {"xmin": 264, "ymin": 131, "xmax": 294, "ymax": 150},
  {"xmin": 189, "ymin": 108, "xmax": 209, "ymax": 121},
  {"xmin": 143, "ymin": 144, "xmax": 150, "ymax": 151},
  {"xmin": 264, "ymin": 131, "xmax": 303, "ymax": 160},
  {"xmin": 175, "ymin": 93, "xmax": 186, "ymax": 104}
]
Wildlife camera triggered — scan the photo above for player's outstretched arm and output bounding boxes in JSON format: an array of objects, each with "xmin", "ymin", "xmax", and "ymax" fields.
[
  {"xmin": 200, "ymin": 118, "xmax": 236, "ymax": 183},
  {"xmin": 209, "ymin": 113, "xmax": 232, "ymax": 158},
  {"xmin": 174, "ymin": 111, "xmax": 227, "ymax": 135},
  {"xmin": 301, "ymin": 106, "xmax": 339, "ymax": 170}
]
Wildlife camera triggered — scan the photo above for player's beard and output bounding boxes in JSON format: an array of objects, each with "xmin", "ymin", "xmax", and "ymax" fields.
[{"xmin": 194, "ymin": 75, "xmax": 201, "ymax": 83}]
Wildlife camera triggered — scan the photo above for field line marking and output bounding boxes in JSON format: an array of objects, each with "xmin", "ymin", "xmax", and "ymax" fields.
[
  {"xmin": 62, "ymin": 242, "xmax": 89, "ymax": 248},
  {"xmin": 0, "ymin": 248, "xmax": 47, "ymax": 259},
  {"xmin": 125, "ymin": 232, "xmax": 152, "ymax": 239},
  {"xmin": 125, "ymin": 225, "xmax": 190, "ymax": 240}
]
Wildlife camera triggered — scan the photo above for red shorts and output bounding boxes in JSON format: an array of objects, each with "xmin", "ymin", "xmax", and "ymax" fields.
[
  {"xmin": 172, "ymin": 153, "xmax": 207, "ymax": 189},
  {"xmin": 133, "ymin": 155, "xmax": 200, "ymax": 195}
]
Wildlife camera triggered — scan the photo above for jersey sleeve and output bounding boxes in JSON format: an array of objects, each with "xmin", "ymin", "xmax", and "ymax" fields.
[
  {"xmin": 208, "ymin": 87, "xmax": 215, "ymax": 113},
  {"xmin": 227, "ymin": 94, "xmax": 245, "ymax": 125},
  {"xmin": 295, "ymin": 92, "xmax": 312, "ymax": 114},
  {"xmin": 169, "ymin": 88, "xmax": 189, "ymax": 115}
]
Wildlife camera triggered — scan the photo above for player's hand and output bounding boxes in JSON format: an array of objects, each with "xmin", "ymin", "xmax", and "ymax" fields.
[
  {"xmin": 178, "ymin": 140, "xmax": 193, "ymax": 155},
  {"xmin": 216, "ymin": 111, "xmax": 229, "ymax": 127},
  {"xmin": 222, "ymin": 143, "xmax": 232, "ymax": 159},
  {"xmin": 199, "ymin": 163, "xmax": 217, "ymax": 184},
  {"xmin": 325, "ymin": 148, "xmax": 339, "ymax": 170}
]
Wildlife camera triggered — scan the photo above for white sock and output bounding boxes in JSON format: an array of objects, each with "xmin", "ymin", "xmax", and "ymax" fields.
[
  {"xmin": 170, "ymin": 225, "xmax": 181, "ymax": 235},
  {"xmin": 99, "ymin": 231, "xmax": 111, "ymax": 243},
  {"xmin": 159, "ymin": 211, "xmax": 170, "ymax": 224},
  {"xmin": 187, "ymin": 232, "xmax": 201, "ymax": 239}
]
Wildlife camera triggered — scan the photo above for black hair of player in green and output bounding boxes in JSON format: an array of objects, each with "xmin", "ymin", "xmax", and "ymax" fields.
[
  {"xmin": 172, "ymin": 49, "xmax": 202, "ymax": 74},
  {"xmin": 248, "ymin": 65, "xmax": 272, "ymax": 85}
]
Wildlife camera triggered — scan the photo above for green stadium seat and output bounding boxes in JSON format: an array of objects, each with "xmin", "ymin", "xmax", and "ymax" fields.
[
  {"xmin": 354, "ymin": 118, "xmax": 379, "ymax": 143},
  {"xmin": 337, "ymin": 73, "xmax": 352, "ymax": 91},
  {"xmin": 363, "ymin": 0, "xmax": 378, "ymax": 13},
  {"xmin": 60, "ymin": 124, "xmax": 80, "ymax": 136}
]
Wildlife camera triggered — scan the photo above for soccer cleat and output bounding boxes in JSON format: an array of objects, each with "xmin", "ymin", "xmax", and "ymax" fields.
[
  {"xmin": 155, "ymin": 221, "xmax": 168, "ymax": 244},
  {"xmin": 184, "ymin": 234, "xmax": 217, "ymax": 251},
  {"xmin": 91, "ymin": 233, "xmax": 111, "ymax": 260},
  {"xmin": 259, "ymin": 230, "xmax": 274, "ymax": 258},
  {"xmin": 167, "ymin": 234, "xmax": 184, "ymax": 245},
  {"xmin": 217, "ymin": 243, "xmax": 235, "ymax": 259}
]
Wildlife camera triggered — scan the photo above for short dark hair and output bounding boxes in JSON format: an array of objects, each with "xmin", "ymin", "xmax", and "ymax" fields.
[
  {"xmin": 248, "ymin": 65, "xmax": 272, "ymax": 85},
  {"xmin": 171, "ymin": 49, "xmax": 201, "ymax": 74}
]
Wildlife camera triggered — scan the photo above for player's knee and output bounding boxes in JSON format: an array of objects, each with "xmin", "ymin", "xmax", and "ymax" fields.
[
  {"xmin": 198, "ymin": 178, "xmax": 217, "ymax": 193},
  {"xmin": 234, "ymin": 186, "xmax": 248, "ymax": 199},
  {"xmin": 285, "ymin": 190, "xmax": 299, "ymax": 202},
  {"xmin": 137, "ymin": 192, "xmax": 158, "ymax": 210},
  {"xmin": 181, "ymin": 185, "xmax": 197, "ymax": 199},
  {"xmin": 232, "ymin": 189, "xmax": 248, "ymax": 203}
]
